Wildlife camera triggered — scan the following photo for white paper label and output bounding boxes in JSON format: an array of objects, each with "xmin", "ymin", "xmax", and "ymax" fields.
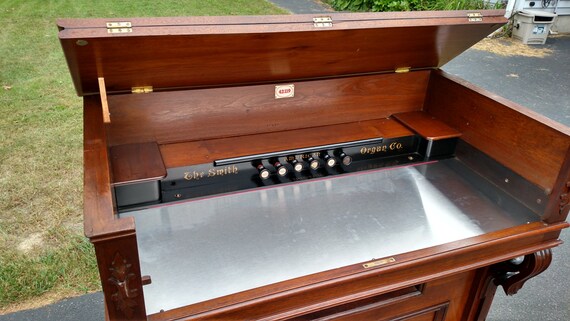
[{"xmin": 275, "ymin": 84, "xmax": 295, "ymax": 99}]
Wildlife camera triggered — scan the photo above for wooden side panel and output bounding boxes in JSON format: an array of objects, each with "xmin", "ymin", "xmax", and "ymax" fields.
[
  {"xmin": 83, "ymin": 96, "xmax": 135, "ymax": 238},
  {"xmin": 543, "ymin": 148, "xmax": 570, "ymax": 223},
  {"xmin": 84, "ymin": 96, "xmax": 147, "ymax": 319},
  {"xmin": 424, "ymin": 70, "xmax": 570, "ymax": 193},
  {"xmin": 106, "ymin": 72, "xmax": 429, "ymax": 146}
]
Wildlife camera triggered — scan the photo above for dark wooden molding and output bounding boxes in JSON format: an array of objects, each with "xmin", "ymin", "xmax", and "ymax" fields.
[
  {"xmin": 108, "ymin": 252, "xmax": 140, "ymax": 318},
  {"xmin": 496, "ymin": 249, "xmax": 553, "ymax": 296},
  {"xmin": 559, "ymin": 181, "xmax": 570, "ymax": 216},
  {"xmin": 95, "ymin": 235, "xmax": 147, "ymax": 321}
]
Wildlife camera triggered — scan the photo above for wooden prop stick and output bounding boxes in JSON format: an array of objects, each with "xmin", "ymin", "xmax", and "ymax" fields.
[{"xmin": 98, "ymin": 77, "xmax": 111, "ymax": 123}]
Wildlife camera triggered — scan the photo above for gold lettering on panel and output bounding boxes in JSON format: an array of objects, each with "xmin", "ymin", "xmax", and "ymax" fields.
[
  {"xmin": 184, "ymin": 165, "xmax": 238, "ymax": 181},
  {"xmin": 360, "ymin": 141, "xmax": 404, "ymax": 155}
]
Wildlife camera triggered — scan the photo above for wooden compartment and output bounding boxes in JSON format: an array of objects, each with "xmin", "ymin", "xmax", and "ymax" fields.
[{"xmin": 58, "ymin": 10, "xmax": 570, "ymax": 321}]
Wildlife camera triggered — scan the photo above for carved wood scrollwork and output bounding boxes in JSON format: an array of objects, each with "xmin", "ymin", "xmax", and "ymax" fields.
[
  {"xmin": 496, "ymin": 249, "xmax": 553, "ymax": 296},
  {"xmin": 108, "ymin": 252, "xmax": 139, "ymax": 318},
  {"xmin": 559, "ymin": 181, "xmax": 570, "ymax": 216}
]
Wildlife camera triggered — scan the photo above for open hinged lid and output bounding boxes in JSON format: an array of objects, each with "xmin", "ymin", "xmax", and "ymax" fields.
[{"xmin": 58, "ymin": 10, "xmax": 506, "ymax": 96}]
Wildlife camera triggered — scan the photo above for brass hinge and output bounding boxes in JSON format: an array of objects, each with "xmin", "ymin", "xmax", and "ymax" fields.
[
  {"xmin": 395, "ymin": 67, "xmax": 411, "ymax": 73},
  {"xmin": 131, "ymin": 86, "xmax": 153, "ymax": 94},
  {"xmin": 106, "ymin": 21, "xmax": 132, "ymax": 34},
  {"xmin": 313, "ymin": 16, "xmax": 333, "ymax": 28},
  {"xmin": 467, "ymin": 13, "xmax": 483, "ymax": 22}
]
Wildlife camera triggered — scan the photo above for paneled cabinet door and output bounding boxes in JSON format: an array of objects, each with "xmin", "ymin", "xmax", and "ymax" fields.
[
  {"xmin": 390, "ymin": 303, "xmax": 449, "ymax": 321},
  {"xmin": 292, "ymin": 270, "xmax": 476, "ymax": 321}
]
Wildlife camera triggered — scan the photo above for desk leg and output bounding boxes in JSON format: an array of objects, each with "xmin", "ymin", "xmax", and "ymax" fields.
[{"xmin": 94, "ymin": 234, "xmax": 147, "ymax": 321}]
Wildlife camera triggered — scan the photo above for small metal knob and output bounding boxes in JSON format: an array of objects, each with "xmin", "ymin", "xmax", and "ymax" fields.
[
  {"xmin": 339, "ymin": 152, "xmax": 352, "ymax": 166},
  {"xmin": 323, "ymin": 154, "xmax": 337, "ymax": 167},
  {"xmin": 289, "ymin": 159, "xmax": 304, "ymax": 172},
  {"xmin": 273, "ymin": 161, "xmax": 288, "ymax": 177},
  {"xmin": 256, "ymin": 164, "xmax": 270, "ymax": 180},
  {"xmin": 307, "ymin": 157, "xmax": 319, "ymax": 170}
]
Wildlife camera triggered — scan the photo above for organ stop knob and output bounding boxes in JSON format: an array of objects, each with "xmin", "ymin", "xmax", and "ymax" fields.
[
  {"xmin": 288, "ymin": 159, "xmax": 304, "ymax": 172},
  {"xmin": 307, "ymin": 156, "xmax": 320, "ymax": 170},
  {"xmin": 322, "ymin": 154, "xmax": 337, "ymax": 167},
  {"xmin": 272, "ymin": 160, "xmax": 288, "ymax": 177},
  {"xmin": 339, "ymin": 152, "xmax": 352, "ymax": 166},
  {"xmin": 256, "ymin": 163, "xmax": 270, "ymax": 180}
]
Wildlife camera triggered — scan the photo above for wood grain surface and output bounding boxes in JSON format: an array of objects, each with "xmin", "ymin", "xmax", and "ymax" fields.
[
  {"xmin": 58, "ymin": 11, "xmax": 506, "ymax": 95},
  {"xmin": 72, "ymin": 10, "xmax": 570, "ymax": 321},
  {"xmin": 393, "ymin": 111, "xmax": 462, "ymax": 141},
  {"xmin": 110, "ymin": 142, "xmax": 166, "ymax": 185},
  {"xmin": 424, "ymin": 70, "xmax": 570, "ymax": 193},
  {"xmin": 159, "ymin": 118, "xmax": 412, "ymax": 168},
  {"xmin": 83, "ymin": 95, "xmax": 134, "ymax": 239},
  {"xmin": 105, "ymin": 72, "xmax": 429, "ymax": 146},
  {"xmin": 148, "ymin": 222, "xmax": 567, "ymax": 320}
]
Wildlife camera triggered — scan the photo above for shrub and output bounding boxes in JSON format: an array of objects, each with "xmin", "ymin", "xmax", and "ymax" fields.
[{"xmin": 326, "ymin": 0, "xmax": 504, "ymax": 12}]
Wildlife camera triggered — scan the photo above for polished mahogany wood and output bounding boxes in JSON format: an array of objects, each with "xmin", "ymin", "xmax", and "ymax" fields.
[
  {"xmin": 94, "ymin": 234, "xmax": 147, "ymax": 321},
  {"xmin": 160, "ymin": 118, "xmax": 412, "ymax": 168},
  {"xmin": 393, "ymin": 111, "xmax": 461, "ymax": 140},
  {"xmin": 84, "ymin": 96, "xmax": 147, "ymax": 320},
  {"xmin": 83, "ymin": 95, "xmax": 134, "ymax": 239},
  {"xmin": 148, "ymin": 221, "xmax": 567, "ymax": 320},
  {"xmin": 65, "ymin": 10, "xmax": 570, "ymax": 321},
  {"xmin": 460, "ymin": 266, "xmax": 494, "ymax": 321},
  {"xmin": 294, "ymin": 273, "xmax": 462, "ymax": 321},
  {"xmin": 498, "ymin": 249, "xmax": 553, "ymax": 296},
  {"xmin": 469, "ymin": 249, "xmax": 555, "ymax": 321},
  {"xmin": 424, "ymin": 70, "xmax": 570, "ymax": 193},
  {"xmin": 110, "ymin": 142, "xmax": 166, "ymax": 185},
  {"xmin": 57, "ymin": 11, "xmax": 505, "ymax": 95},
  {"xmin": 57, "ymin": 10, "xmax": 507, "ymax": 29},
  {"xmin": 294, "ymin": 285, "xmax": 423, "ymax": 320},
  {"xmin": 543, "ymin": 147, "xmax": 570, "ymax": 223},
  {"xmin": 105, "ymin": 72, "xmax": 428, "ymax": 146}
]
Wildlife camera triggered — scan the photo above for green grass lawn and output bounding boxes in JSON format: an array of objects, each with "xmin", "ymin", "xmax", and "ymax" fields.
[{"xmin": 0, "ymin": 0, "xmax": 288, "ymax": 313}]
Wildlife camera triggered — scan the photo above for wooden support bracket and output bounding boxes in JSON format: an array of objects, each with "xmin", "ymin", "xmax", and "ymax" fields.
[
  {"xmin": 498, "ymin": 249, "xmax": 553, "ymax": 295},
  {"xmin": 98, "ymin": 77, "xmax": 111, "ymax": 123},
  {"xmin": 472, "ymin": 249, "xmax": 555, "ymax": 321}
]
